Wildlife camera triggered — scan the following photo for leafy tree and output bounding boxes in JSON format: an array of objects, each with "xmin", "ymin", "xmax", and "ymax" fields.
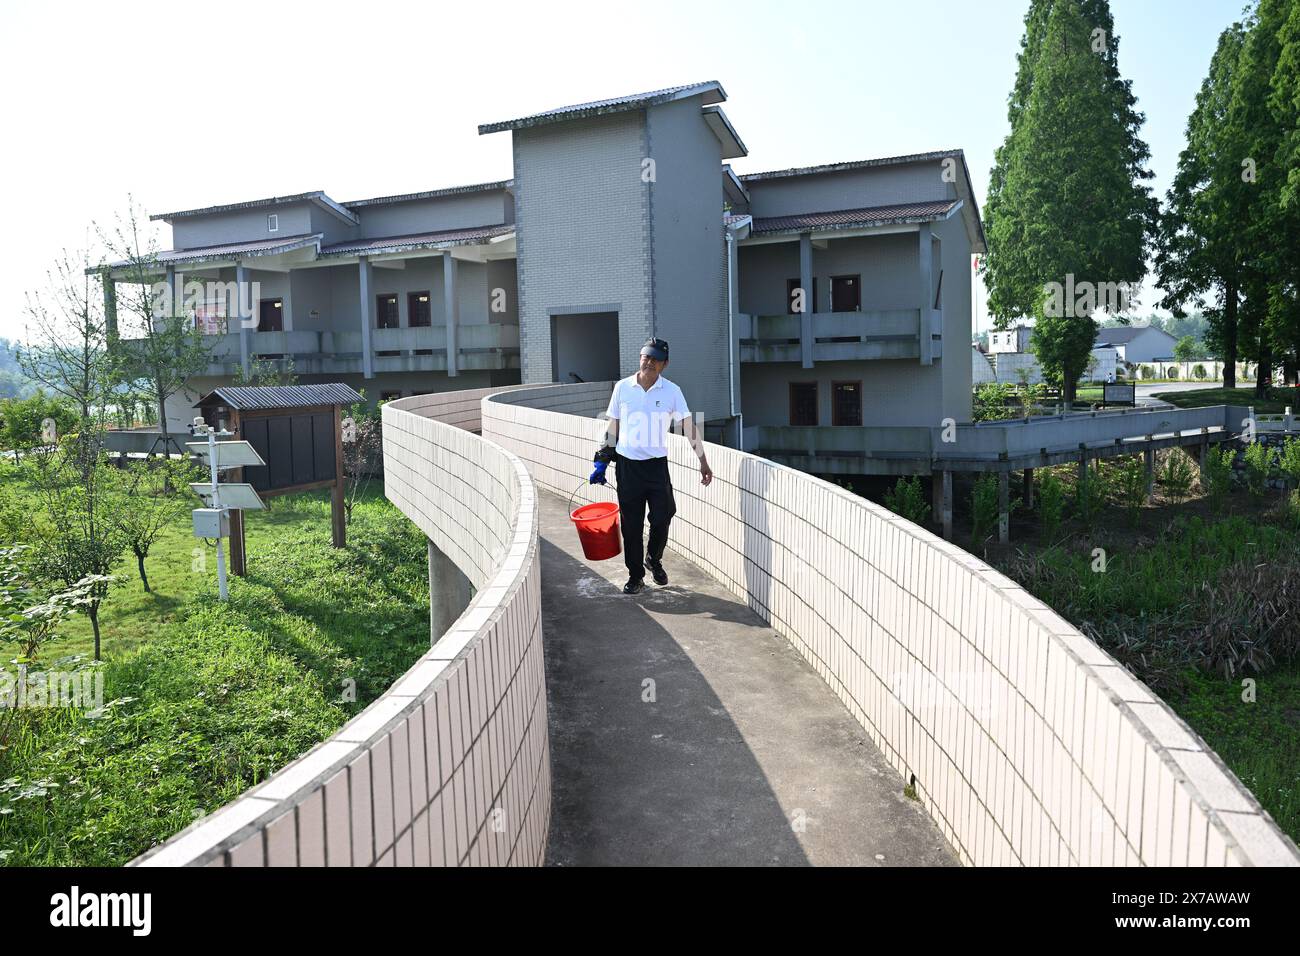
[
  {"xmin": 97, "ymin": 199, "xmax": 212, "ymax": 452},
  {"xmin": 983, "ymin": 0, "xmax": 1156, "ymax": 405},
  {"xmin": 0, "ymin": 392, "xmax": 78, "ymax": 462},
  {"xmin": 342, "ymin": 397, "xmax": 383, "ymax": 524},
  {"xmin": 1174, "ymin": 335, "xmax": 1200, "ymax": 363}
]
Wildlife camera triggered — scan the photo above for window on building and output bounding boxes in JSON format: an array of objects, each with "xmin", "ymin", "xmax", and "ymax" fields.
[
  {"xmin": 267, "ymin": 214, "xmax": 278, "ymax": 233},
  {"xmin": 789, "ymin": 382, "xmax": 818, "ymax": 426},
  {"xmin": 830, "ymin": 275, "xmax": 861, "ymax": 313},
  {"xmin": 786, "ymin": 278, "xmax": 818, "ymax": 315},
  {"xmin": 376, "ymin": 294, "xmax": 399, "ymax": 356},
  {"xmin": 408, "ymin": 291, "xmax": 433, "ymax": 355},
  {"xmin": 832, "ymin": 381, "xmax": 862, "ymax": 426}
]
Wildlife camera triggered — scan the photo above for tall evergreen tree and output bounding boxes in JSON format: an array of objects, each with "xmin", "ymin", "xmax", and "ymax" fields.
[
  {"xmin": 983, "ymin": 0, "xmax": 1156, "ymax": 403},
  {"xmin": 1228, "ymin": 0, "xmax": 1298, "ymax": 394},
  {"xmin": 1157, "ymin": 23, "xmax": 1249, "ymax": 389}
]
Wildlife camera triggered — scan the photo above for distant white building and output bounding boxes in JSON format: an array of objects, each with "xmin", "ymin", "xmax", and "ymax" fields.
[
  {"xmin": 988, "ymin": 325, "xmax": 1033, "ymax": 354},
  {"xmin": 1094, "ymin": 325, "xmax": 1178, "ymax": 364}
]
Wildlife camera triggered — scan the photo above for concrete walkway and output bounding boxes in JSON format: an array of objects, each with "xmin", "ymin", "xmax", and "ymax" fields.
[{"xmin": 538, "ymin": 489, "xmax": 956, "ymax": 867}]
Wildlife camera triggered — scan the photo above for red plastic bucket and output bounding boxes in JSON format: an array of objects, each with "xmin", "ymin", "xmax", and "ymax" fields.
[{"xmin": 570, "ymin": 501, "xmax": 621, "ymax": 561}]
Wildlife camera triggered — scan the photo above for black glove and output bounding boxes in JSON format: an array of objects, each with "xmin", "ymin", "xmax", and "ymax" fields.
[{"xmin": 593, "ymin": 445, "xmax": 617, "ymax": 465}]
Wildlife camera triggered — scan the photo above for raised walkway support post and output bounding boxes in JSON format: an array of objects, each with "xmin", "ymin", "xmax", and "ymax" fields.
[
  {"xmin": 1023, "ymin": 468, "xmax": 1034, "ymax": 510},
  {"xmin": 998, "ymin": 472, "xmax": 1010, "ymax": 544},
  {"xmin": 1144, "ymin": 443, "xmax": 1155, "ymax": 499}
]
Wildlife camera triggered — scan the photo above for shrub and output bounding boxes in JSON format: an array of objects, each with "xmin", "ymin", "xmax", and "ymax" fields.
[
  {"xmin": 1193, "ymin": 363, "xmax": 1208, "ymax": 380},
  {"xmin": 884, "ymin": 476, "xmax": 930, "ymax": 525},
  {"xmin": 1075, "ymin": 464, "xmax": 1109, "ymax": 528},
  {"xmin": 1278, "ymin": 438, "xmax": 1300, "ymax": 488},
  {"xmin": 1166, "ymin": 366, "xmax": 1179, "ymax": 380},
  {"xmin": 973, "ymin": 383, "xmax": 1017, "ymax": 422},
  {"xmin": 1200, "ymin": 447, "xmax": 1235, "ymax": 508},
  {"xmin": 971, "ymin": 474, "xmax": 1000, "ymax": 545},
  {"xmin": 1243, "ymin": 441, "xmax": 1276, "ymax": 498},
  {"xmin": 1037, "ymin": 470, "xmax": 1066, "ymax": 541},
  {"xmin": 1157, "ymin": 448, "xmax": 1195, "ymax": 502},
  {"xmin": 1140, "ymin": 364, "xmax": 1154, "ymax": 380},
  {"xmin": 1114, "ymin": 456, "xmax": 1147, "ymax": 521}
]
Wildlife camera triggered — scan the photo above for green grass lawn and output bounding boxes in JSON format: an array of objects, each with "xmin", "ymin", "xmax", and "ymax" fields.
[
  {"xmin": 1155, "ymin": 385, "xmax": 1298, "ymax": 414},
  {"xmin": 0, "ymin": 479, "xmax": 430, "ymax": 866},
  {"xmin": 983, "ymin": 470, "xmax": 1300, "ymax": 845},
  {"xmin": 1173, "ymin": 663, "xmax": 1300, "ymax": 842}
]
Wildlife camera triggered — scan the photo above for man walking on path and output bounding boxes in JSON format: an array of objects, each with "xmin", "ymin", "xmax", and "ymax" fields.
[{"xmin": 592, "ymin": 338, "xmax": 712, "ymax": 594}]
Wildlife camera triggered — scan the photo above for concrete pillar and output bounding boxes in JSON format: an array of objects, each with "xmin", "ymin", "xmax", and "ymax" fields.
[
  {"xmin": 918, "ymin": 223, "xmax": 933, "ymax": 366},
  {"xmin": 235, "ymin": 262, "xmax": 251, "ymax": 378},
  {"xmin": 358, "ymin": 257, "xmax": 374, "ymax": 379},
  {"xmin": 798, "ymin": 233, "xmax": 813, "ymax": 370},
  {"xmin": 1143, "ymin": 445, "xmax": 1155, "ymax": 499},
  {"xmin": 727, "ymin": 231, "xmax": 742, "ymax": 416},
  {"xmin": 444, "ymin": 253, "xmax": 459, "ymax": 377},
  {"xmin": 102, "ymin": 272, "xmax": 118, "ymax": 343},
  {"xmin": 940, "ymin": 470, "xmax": 953, "ymax": 541},
  {"xmin": 998, "ymin": 471, "xmax": 1010, "ymax": 544},
  {"xmin": 1078, "ymin": 447, "xmax": 1088, "ymax": 483},
  {"xmin": 427, "ymin": 539, "xmax": 473, "ymax": 644},
  {"xmin": 1023, "ymin": 468, "xmax": 1034, "ymax": 509},
  {"xmin": 931, "ymin": 471, "xmax": 944, "ymax": 523}
]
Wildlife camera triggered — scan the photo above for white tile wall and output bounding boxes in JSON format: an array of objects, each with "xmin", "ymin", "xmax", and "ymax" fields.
[
  {"xmin": 132, "ymin": 390, "xmax": 548, "ymax": 867},
  {"xmin": 479, "ymin": 382, "xmax": 1299, "ymax": 869}
]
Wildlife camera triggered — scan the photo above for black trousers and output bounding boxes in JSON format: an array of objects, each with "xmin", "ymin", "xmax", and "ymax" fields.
[{"xmin": 615, "ymin": 454, "xmax": 676, "ymax": 579}]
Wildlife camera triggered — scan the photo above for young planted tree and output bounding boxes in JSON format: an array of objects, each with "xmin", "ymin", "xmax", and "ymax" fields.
[
  {"xmin": 18, "ymin": 248, "xmax": 116, "ymax": 429},
  {"xmin": 24, "ymin": 438, "xmax": 126, "ymax": 660},
  {"xmin": 113, "ymin": 459, "xmax": 198, "ymax": 592},
  {"xmin": 983, "ymin": 0, "xmax": 1156, "ymax": 405},
  {"xmin": 97, "ymin": 199, "xmax": 212, "ymax": 452}
]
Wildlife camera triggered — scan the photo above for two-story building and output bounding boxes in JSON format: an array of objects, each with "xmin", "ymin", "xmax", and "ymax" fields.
[{"xmin": 105, "ymin": 80, "xmax": 987, "ymax": 468}]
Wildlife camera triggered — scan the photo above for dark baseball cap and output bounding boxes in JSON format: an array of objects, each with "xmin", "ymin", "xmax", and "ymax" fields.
[{"xmin": 640, "ymin": 338, "xmax": 669, "ymax": 361}]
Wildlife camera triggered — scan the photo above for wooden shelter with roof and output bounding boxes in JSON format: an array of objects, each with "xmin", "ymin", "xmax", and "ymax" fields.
[{"xmin": 194, "ymin": 383, "xmax": 364, "ymax": 574}]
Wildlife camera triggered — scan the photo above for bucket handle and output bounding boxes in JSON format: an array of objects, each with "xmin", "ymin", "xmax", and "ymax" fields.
[{"xmin": 569, "ymin": 468, "xmax": 616, "ymax": 516}]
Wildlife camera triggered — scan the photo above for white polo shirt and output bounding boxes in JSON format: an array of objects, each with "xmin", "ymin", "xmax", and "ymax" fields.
[{"xmin": 605, "ymin": 373, "xmax": 691, "ymax": 460}]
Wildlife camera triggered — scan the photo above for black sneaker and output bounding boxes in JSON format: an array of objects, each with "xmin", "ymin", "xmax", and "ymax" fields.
[
  {"xmin": 623, "ymin": 577, "xmax": 645, "ymax": 595},
  {"xmin": 645, "ymin": 558, "xmax": 668, "ymax": 586}
]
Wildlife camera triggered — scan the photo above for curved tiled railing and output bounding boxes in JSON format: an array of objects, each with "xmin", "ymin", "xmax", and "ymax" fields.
[
  {"xmin": 133, "ymin": 387, "xmax": 547, "ymax": 866},
  {"xmin": 483, "ymin": 381, "xmax": 1299, "ymax": 867}
]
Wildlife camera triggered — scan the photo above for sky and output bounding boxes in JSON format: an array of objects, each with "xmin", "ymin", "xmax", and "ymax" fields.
[{"xmin": 0, "ymin": 0, "xmax": 1249, "ymax": 341}]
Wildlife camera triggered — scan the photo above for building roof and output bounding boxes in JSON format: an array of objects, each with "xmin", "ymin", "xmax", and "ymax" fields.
[
  {"xmin": 106, "ymin": 234, "xmax": 323, "ymax": 271},
  {"xmin": 195, "ymin": 383, "xmax": 365, "ymax": 411},
  {"xmin": 478, "ymin": 81, "xmax": 726, "ymax": 134},
  {"xmin": 749, "ymin": 199, "xmax": 961, "ymax": 236},
  {"xmin": 737, "ymin": 149, "xmax": 968, "ymax": 182},
  {"xmin": 1095, "ymin": 325, "xmax": 1175, "ymax": 345},
  {"xmin": 342, "ymin": 180, "xmax": 512, "ymax": 208},
  {"xmin": 152, "ymin": 191, "xmax": 359, "ymax": 226},
  {"xmin": 319, "ymin": 224, "xmax": 515, "ymax": 257}
]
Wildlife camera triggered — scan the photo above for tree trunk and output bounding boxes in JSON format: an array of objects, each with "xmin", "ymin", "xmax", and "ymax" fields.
[
  {"xmin": 1063, "ymin": 375, "xmax": 1077, "ymax": 407},
  {"xmin": 136, "ymin": 549, "xmax": 151, "ymax": 592},
  {"xmin": 1223, "ymin": 276, "xmax": 1238, "ymax": 390},
  {"xmin": 1255, "ymin": 347, "xmax": 1273, "ymax": 400},
  {"xmin": 90, "ymin": 605, "xmax": 101, "ymax": 661}
]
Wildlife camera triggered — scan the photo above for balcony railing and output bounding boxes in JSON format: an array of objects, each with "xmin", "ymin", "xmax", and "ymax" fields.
[
  {"xmin": 140, "ymin": 323, "xmax": 521, "ymax": 376},
  {"xmin": 739, "ymin": 309, "xmax": 937, "ymax": 363}
]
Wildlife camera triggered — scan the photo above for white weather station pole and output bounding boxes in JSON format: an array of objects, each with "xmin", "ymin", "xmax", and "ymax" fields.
[{"xmin": 188, "ymin": 416, "xmax": 266, "ymax": 602}]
